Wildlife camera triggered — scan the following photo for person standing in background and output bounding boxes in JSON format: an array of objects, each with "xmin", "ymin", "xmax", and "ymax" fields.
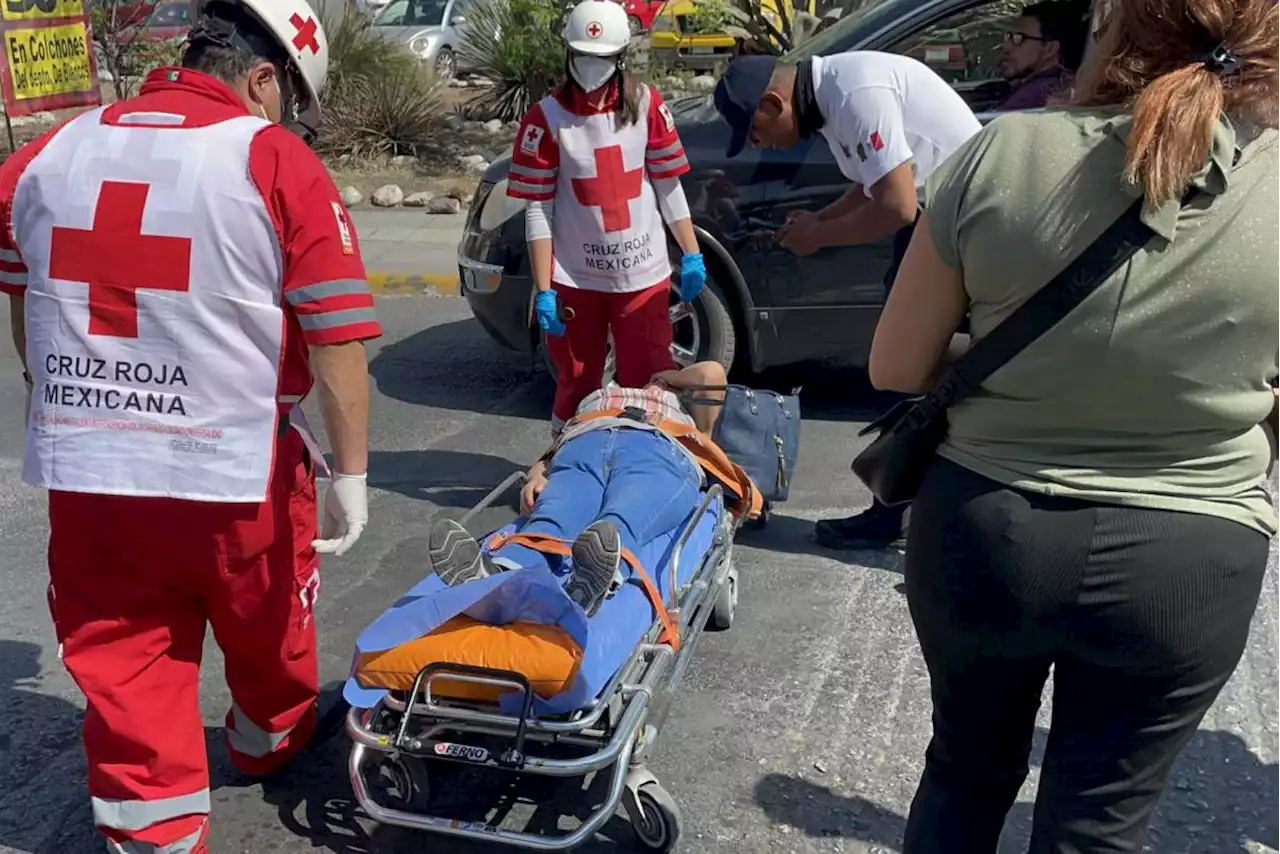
[
  {"xmin": 712, "ymin": 50, "xmax": 981, "ymax": 550},
  {"xmin": 507, "ymin": 0, "xmax": 708, "ymax": 436}
]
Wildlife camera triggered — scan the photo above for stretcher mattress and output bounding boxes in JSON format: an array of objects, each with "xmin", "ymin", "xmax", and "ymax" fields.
[{"xmin": 343, "ymin": 495, "xmax": 723, "ymax": 717}]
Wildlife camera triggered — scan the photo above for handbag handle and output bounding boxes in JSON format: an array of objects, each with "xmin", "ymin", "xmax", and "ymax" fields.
[{"xmin": 912, "ymin": 196, "xmax": 1160, "ymax": 422}]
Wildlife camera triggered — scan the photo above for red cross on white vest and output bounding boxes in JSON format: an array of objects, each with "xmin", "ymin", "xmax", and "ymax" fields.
[
  {"xmin": 49, "ymin": 181, "xmax": 193, "ymax": 339},
  {"xmin": 571, "ymin": 145, "xmax": 643, "ymax": 233},
  {"xmin": 289, "ymin": 13, "xmax": 320, "ymax": 54}
]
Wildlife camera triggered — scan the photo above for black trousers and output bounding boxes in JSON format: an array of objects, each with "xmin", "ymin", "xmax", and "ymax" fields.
[{"xmin": 902, "ymin": 457, "xmax": 1269, "ymax": 854}]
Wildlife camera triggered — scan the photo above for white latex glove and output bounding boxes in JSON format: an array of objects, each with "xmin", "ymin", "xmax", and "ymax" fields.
[{"xmin": 312, "ymin": 473, "xmax": 368, "ymax": 556}]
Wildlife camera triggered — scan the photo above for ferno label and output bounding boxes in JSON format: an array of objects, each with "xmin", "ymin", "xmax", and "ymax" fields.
[{"xmin": 4, "ymin": 22, "xmax": 92, "ymax": 100}]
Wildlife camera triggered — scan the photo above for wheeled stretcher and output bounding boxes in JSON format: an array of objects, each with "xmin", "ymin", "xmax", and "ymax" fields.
[{"xmin": 343, "ymin": 470, "xmax": 742, "ymax": 852}]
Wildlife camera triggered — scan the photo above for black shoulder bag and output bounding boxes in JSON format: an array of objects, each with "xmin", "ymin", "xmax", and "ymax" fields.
[{"xmin": 852, "ymin": 197, "xmax": 1155, "ymax": 506}]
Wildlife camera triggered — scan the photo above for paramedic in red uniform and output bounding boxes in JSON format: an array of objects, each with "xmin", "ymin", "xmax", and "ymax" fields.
[
  {"xmin": 0, "ymin": 0, "xmax": 379, "ymax": 850},
  {"xmin": 507, "ymin": 0, "xmax": 709, "ymax": 434}
]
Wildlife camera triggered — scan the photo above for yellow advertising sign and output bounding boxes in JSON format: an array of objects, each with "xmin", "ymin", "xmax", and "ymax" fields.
[
  {"xmin": 1, "ymin": 0, "xmax": 84, "ymax": 23},
  {"xmin": 4, "ymin": 21, "xmax": 92, "ymax": 100}
]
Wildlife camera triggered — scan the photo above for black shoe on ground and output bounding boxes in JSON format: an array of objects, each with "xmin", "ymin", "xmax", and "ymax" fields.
[
  {"xmin": 567, "ymin": 520, "xmax": 621, "ymax": 616},
  {"xmin": 429, "ymin": 519, "xmax": 491, "ymax": 585},
  {"xmin": 814, "ymin": 502, "xmax": 908, "ymax": 551}
]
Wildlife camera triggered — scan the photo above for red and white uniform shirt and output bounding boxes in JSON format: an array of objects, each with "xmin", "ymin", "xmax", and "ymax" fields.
[
  {"xmin": 507, "ymin": 82, "xmax": 690, "ymax": 293},
  {"xmin": 0, "ymin": 67, "xmax": 381, "ymax": 503}
]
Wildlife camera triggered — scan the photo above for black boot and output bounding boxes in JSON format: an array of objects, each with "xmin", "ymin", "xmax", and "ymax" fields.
[{"xmin": 814, "ymin": 500, "xmax": 908, "ymax": 550}]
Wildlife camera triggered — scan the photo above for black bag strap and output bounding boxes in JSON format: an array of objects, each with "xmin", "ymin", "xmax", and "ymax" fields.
[{"xmin": 911, "ymin": 197, "xmax": 1156, "ymax": 424}]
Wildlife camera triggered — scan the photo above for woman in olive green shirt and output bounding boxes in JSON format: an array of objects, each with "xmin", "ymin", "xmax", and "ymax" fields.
[{"xmin": 867, "ymin": 0, "xmax": 1278, "ymax": 850}]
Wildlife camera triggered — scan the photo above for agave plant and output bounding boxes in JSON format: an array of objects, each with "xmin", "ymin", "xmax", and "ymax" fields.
[
  {"xmin": 456, "ymin": 0, "xmax": 569, "ymax": 122},
  {"xmin": 316, "ymin": 10, "xmax": 448, "ymax": 161}
]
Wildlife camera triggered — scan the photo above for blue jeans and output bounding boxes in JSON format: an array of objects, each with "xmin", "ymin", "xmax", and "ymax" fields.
[{"xmin": 495, "ymin": 428, "xmax": 701, "ymax": 571}]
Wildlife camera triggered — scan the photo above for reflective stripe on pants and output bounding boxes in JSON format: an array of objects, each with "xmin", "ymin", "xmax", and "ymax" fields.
[
  {"xmin": 226, "ymin": 702, "xmax": 297, "ymax": 758},
  {"xmin": 106, "ymin": 820, "xmax": 207, "ymax": 854},
  {"xmin": 93, "ymin": 790, "xmax": 210, "ymax": 832}
]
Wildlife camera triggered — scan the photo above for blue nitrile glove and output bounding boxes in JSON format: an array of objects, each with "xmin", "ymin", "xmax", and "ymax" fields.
[
  {"xmin": 534, "ymin": 289, "xmax": 565, "ymax": 337},
  {"xmin": 679, "ymin": 252, "xmax": 707, "ymax": 304}
]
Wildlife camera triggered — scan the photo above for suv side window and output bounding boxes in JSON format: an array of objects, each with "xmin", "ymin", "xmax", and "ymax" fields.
[{"xmin": 887, "ymin": 0, "xmax": 1017, "ymax": 112}]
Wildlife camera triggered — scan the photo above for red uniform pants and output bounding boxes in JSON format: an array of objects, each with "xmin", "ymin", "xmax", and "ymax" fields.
[
  {"xmin": 547, "ymin": 280, "xmax": 678, "ymax": 424},
  {"xmin": 46, "ymin": 428, "xmax": 321, "ymax": 853}
]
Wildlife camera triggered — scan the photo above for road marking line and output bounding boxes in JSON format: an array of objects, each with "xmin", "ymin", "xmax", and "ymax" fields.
[{"xmin": 367, "ymin": 271, "xmax": 458, "ymax": 296}]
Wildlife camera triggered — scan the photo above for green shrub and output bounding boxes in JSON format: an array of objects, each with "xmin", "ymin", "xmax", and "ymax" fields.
[
  {"xmin": 457, "ymin": 0, "xmax": 567, "ymax": 122},
  {"xmin": 317, "ymin": 10, "xmax": 447, "ymax": 161}
]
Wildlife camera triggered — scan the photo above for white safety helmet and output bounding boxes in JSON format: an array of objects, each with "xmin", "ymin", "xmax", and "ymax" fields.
[
  {"xmin": 563, "ymin": 0, "xmax": 631, "ymax": 57},
  {"xmin": 189, "ymin": 0, "xmax": 329, "ymax": 133}
]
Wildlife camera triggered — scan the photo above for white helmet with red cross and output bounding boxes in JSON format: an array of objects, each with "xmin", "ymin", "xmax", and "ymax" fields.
[
  {"xmin": 563, "ymin": 0, "xmax": 631, "ymax": 56},
  {"xmin": 189, "ymin": 0, "xmax": 329, "ymax": 131}
]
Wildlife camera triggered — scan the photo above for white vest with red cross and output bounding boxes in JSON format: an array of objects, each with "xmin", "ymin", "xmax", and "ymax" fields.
[
  {"xmin": 542, "ymin": 88, "xmax": 671, "ymax": 293},
  {"xmin": 14, "ymin": 107, "xmax": 290, "ymax": 503}
]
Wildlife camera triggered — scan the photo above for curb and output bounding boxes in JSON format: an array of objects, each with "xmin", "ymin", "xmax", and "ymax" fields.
[{"xmin": 367, "ymin": 271, "xmax": 459, "ymax": 297}]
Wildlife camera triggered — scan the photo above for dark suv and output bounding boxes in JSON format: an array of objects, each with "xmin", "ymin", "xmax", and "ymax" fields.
[{"xmin": 457, "ymin": 0, "xmax": 1023, "ymax": 373}]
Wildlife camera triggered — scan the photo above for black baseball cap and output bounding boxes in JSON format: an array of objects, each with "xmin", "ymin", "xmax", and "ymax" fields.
[{"xmin": 713, "ymin": 54, "xmax": 778, "ymax": 158}]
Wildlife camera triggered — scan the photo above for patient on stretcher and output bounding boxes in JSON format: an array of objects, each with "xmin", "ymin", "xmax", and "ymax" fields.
[{"xmin": 426, "ymin": 361, "xmax": 729, "ymax": 618}]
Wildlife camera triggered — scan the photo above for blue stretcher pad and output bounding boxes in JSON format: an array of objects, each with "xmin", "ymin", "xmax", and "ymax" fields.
[{"xmin": 343, "ymin": 495, "xmax": 724, "ymax": 717}]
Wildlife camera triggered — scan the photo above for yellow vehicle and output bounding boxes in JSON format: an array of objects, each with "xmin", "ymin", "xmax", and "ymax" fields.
[{"xmin": 649, "ymin": 0, "xmax": 819, "ymax": 71}]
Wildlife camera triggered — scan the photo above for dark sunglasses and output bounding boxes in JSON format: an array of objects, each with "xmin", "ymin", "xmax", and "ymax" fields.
[{"xmin": 1004, "ymin": 31, "xmax": 1048, "ymax": 46}]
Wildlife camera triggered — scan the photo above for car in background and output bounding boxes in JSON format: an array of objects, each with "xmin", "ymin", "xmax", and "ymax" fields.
[
  {"xmin": 649, "ymin": 0, "xmax": 816, "ymax": 72},
  {"xmin": 458, "ymin": 0, "xmax": 1022, "ymax": 374},
  {"xmin": 125, "ymin": 0, "xmax": 190, "ymax": 44},
  {"xmin": 371, "ymin": 0, "xmax": 475, "ymax": 79}
]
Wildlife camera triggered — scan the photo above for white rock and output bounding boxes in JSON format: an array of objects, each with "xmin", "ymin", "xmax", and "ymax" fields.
[
  {"xmin": 403, "ymin": 190, "xmax": 434, "ymax": 207},
  {"xmin": 464, "ymin": 120, "xmax": 486, "ymax": 132},
  {"xmin": 339, "ymin": 186, "xmax": 363, "ymax": 207},
  {"xmin": 427, "ymin": 196, "xmax": 462, "ymax": 214},
  {"xmin": 689, "ymin": 74, "xmax": 717, "ymax": 92},
  {"xmin": 389, "ymin": 154, "xmax": 415, "ymax": 167},
  {"xmin": 483, "ymin": 118, "xmax": 504, "ymax": 134},
  {"xmin": 371, "ymin": 184, "xmax": 404, "ymax": 207},
  {"xmin": 467, "ymin": 160, "xmax": 490, "ymax": 176},
  {"xmin": 662, "ymin": 75, "xmax": 684, "ymax": 90},
  {"xmin": 445, "ymin": 114, "xmax": 465, "ymax": 129},
  {"xmin": 456, "ymin": 153, "xmax": 487, "ymax": 167}
]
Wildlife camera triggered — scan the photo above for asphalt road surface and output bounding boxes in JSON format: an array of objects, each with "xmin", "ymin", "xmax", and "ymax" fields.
[{"xmin": 0, "ymin": 293, "xmax": 1275, "ymax": 854}]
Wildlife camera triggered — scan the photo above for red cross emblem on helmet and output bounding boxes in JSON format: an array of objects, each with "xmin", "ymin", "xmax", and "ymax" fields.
[{"xmin": 586, "ymin": 21, "xmax": 602, "ymax": 38}]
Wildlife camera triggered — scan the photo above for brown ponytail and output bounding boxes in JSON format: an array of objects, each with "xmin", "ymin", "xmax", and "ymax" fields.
[
  {"xmin": 615, "ymin": 71, "xmax": 645, "ymax": 129},
  {"xmin": 1072, "ymin": 0, "xmax": 1278, "ymax": 205}
]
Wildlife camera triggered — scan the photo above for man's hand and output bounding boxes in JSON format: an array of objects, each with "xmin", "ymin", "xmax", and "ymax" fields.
[
  {"xmin": 520, "ymin": 470, "xmax": 547, "ymax": 515},
  {"xmin": 313, "ymin": 472, "xmax": 368, "ymax": 556},
  {"xmin": 785, "ymin": 209, "xmax": 819, "ymax": 227},
  {"xmin": 778, "ymin": 219, "xmax": 827, "ymax": 257}
]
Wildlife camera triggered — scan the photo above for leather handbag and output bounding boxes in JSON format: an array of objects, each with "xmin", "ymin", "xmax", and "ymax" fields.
[
  {"xmin": 852, "ymin": 196, "xmax": 1155, "ymax": 506},
  {"xmin": 682, "ymin": 384, "xmax": 801, "ymax": 503}
]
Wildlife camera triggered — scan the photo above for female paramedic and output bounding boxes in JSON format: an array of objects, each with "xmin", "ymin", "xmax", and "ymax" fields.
[{"xmin": 506, "ymin": 0, "xmax": 708, "ymax": 434}]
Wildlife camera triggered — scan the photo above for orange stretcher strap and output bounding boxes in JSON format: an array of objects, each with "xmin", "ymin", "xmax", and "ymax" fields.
[{"xmin": 487, "ymin": 531, "xmax": 681, "ymax": 651}]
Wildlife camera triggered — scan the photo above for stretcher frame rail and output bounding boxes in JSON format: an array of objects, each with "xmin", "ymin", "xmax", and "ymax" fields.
[{"xmin": 346, "ymin": 477, "xmax": 739, "ymax": 851}]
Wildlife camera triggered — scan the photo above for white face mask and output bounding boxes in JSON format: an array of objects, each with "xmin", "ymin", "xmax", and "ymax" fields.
[{"xmin": 569, "ymin": 55, "xmax": 618, "ymax": 92}]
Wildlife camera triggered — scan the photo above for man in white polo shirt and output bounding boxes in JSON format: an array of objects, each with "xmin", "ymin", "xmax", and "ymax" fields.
[{"xmin": 714, "ymin": 51, "xmax": 981, "ymax": 551}]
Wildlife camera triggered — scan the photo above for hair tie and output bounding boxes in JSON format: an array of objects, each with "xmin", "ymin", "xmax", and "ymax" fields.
[{"xmin": 1202, "ymin": 42, "xmax": 1242, "ymax": 77}]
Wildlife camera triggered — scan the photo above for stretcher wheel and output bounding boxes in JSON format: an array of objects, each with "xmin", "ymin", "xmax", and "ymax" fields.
[
  {"xmin": 749, "ymin": 501, "xmax": 772, "ymax": 530},
  {"xmin": 367, "ymin": 754, "xmax": 432, "ymax": 812},
  {"xmin": 708, "ymin": 566, "xmax": 738, "ymax": 632},
  {"xmin": 632, "ymin": 781, "xmax": 682, "ymax": 852}
]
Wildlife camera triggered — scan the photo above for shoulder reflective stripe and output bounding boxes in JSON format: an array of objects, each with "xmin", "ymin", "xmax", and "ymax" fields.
[
  {"xmin": 296, "ymin": 306, "xmax": 379, "ymax": 332},
  {"xmin": 509, "ymin": 179, "xmax": 555, "ymax": 197},
  {"xmin": 92, "ymin": 790, "xmax": 210, "ymax": 832},
  {"xmin": 510, "ymin": 164, "xmax": 556, "ymax": 179},
  {"xmin": 645, "ymin": 141, "xmax": 682, "ymax": 159},
  {"xmin": 277, "ymin": 394, "xmax": 304, "ymax": 404},
  {"xmin": 107, "ymin": 820, "xmax": 207, "ymax": 854},
  {"xmin": 0, "ymin": 270, "xmax": 26, "ymax": 285},
  {"xmin": 0, "ymin": 249, "xmax": 20, "ymax": 263},
  {"xmin": 648, "ymin": 155, "xmax": 689, "ymax": 173},
  {"xmin": 226, "ymin": 702, "xmax": 294, "ymax": 758},
  {"xmin": 115, "ymin": 112, "xmax": 186, "ymax": 126},
  {"xmin": 286, "ymin": 279, "xmax": 371, "ymax": 305}
]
